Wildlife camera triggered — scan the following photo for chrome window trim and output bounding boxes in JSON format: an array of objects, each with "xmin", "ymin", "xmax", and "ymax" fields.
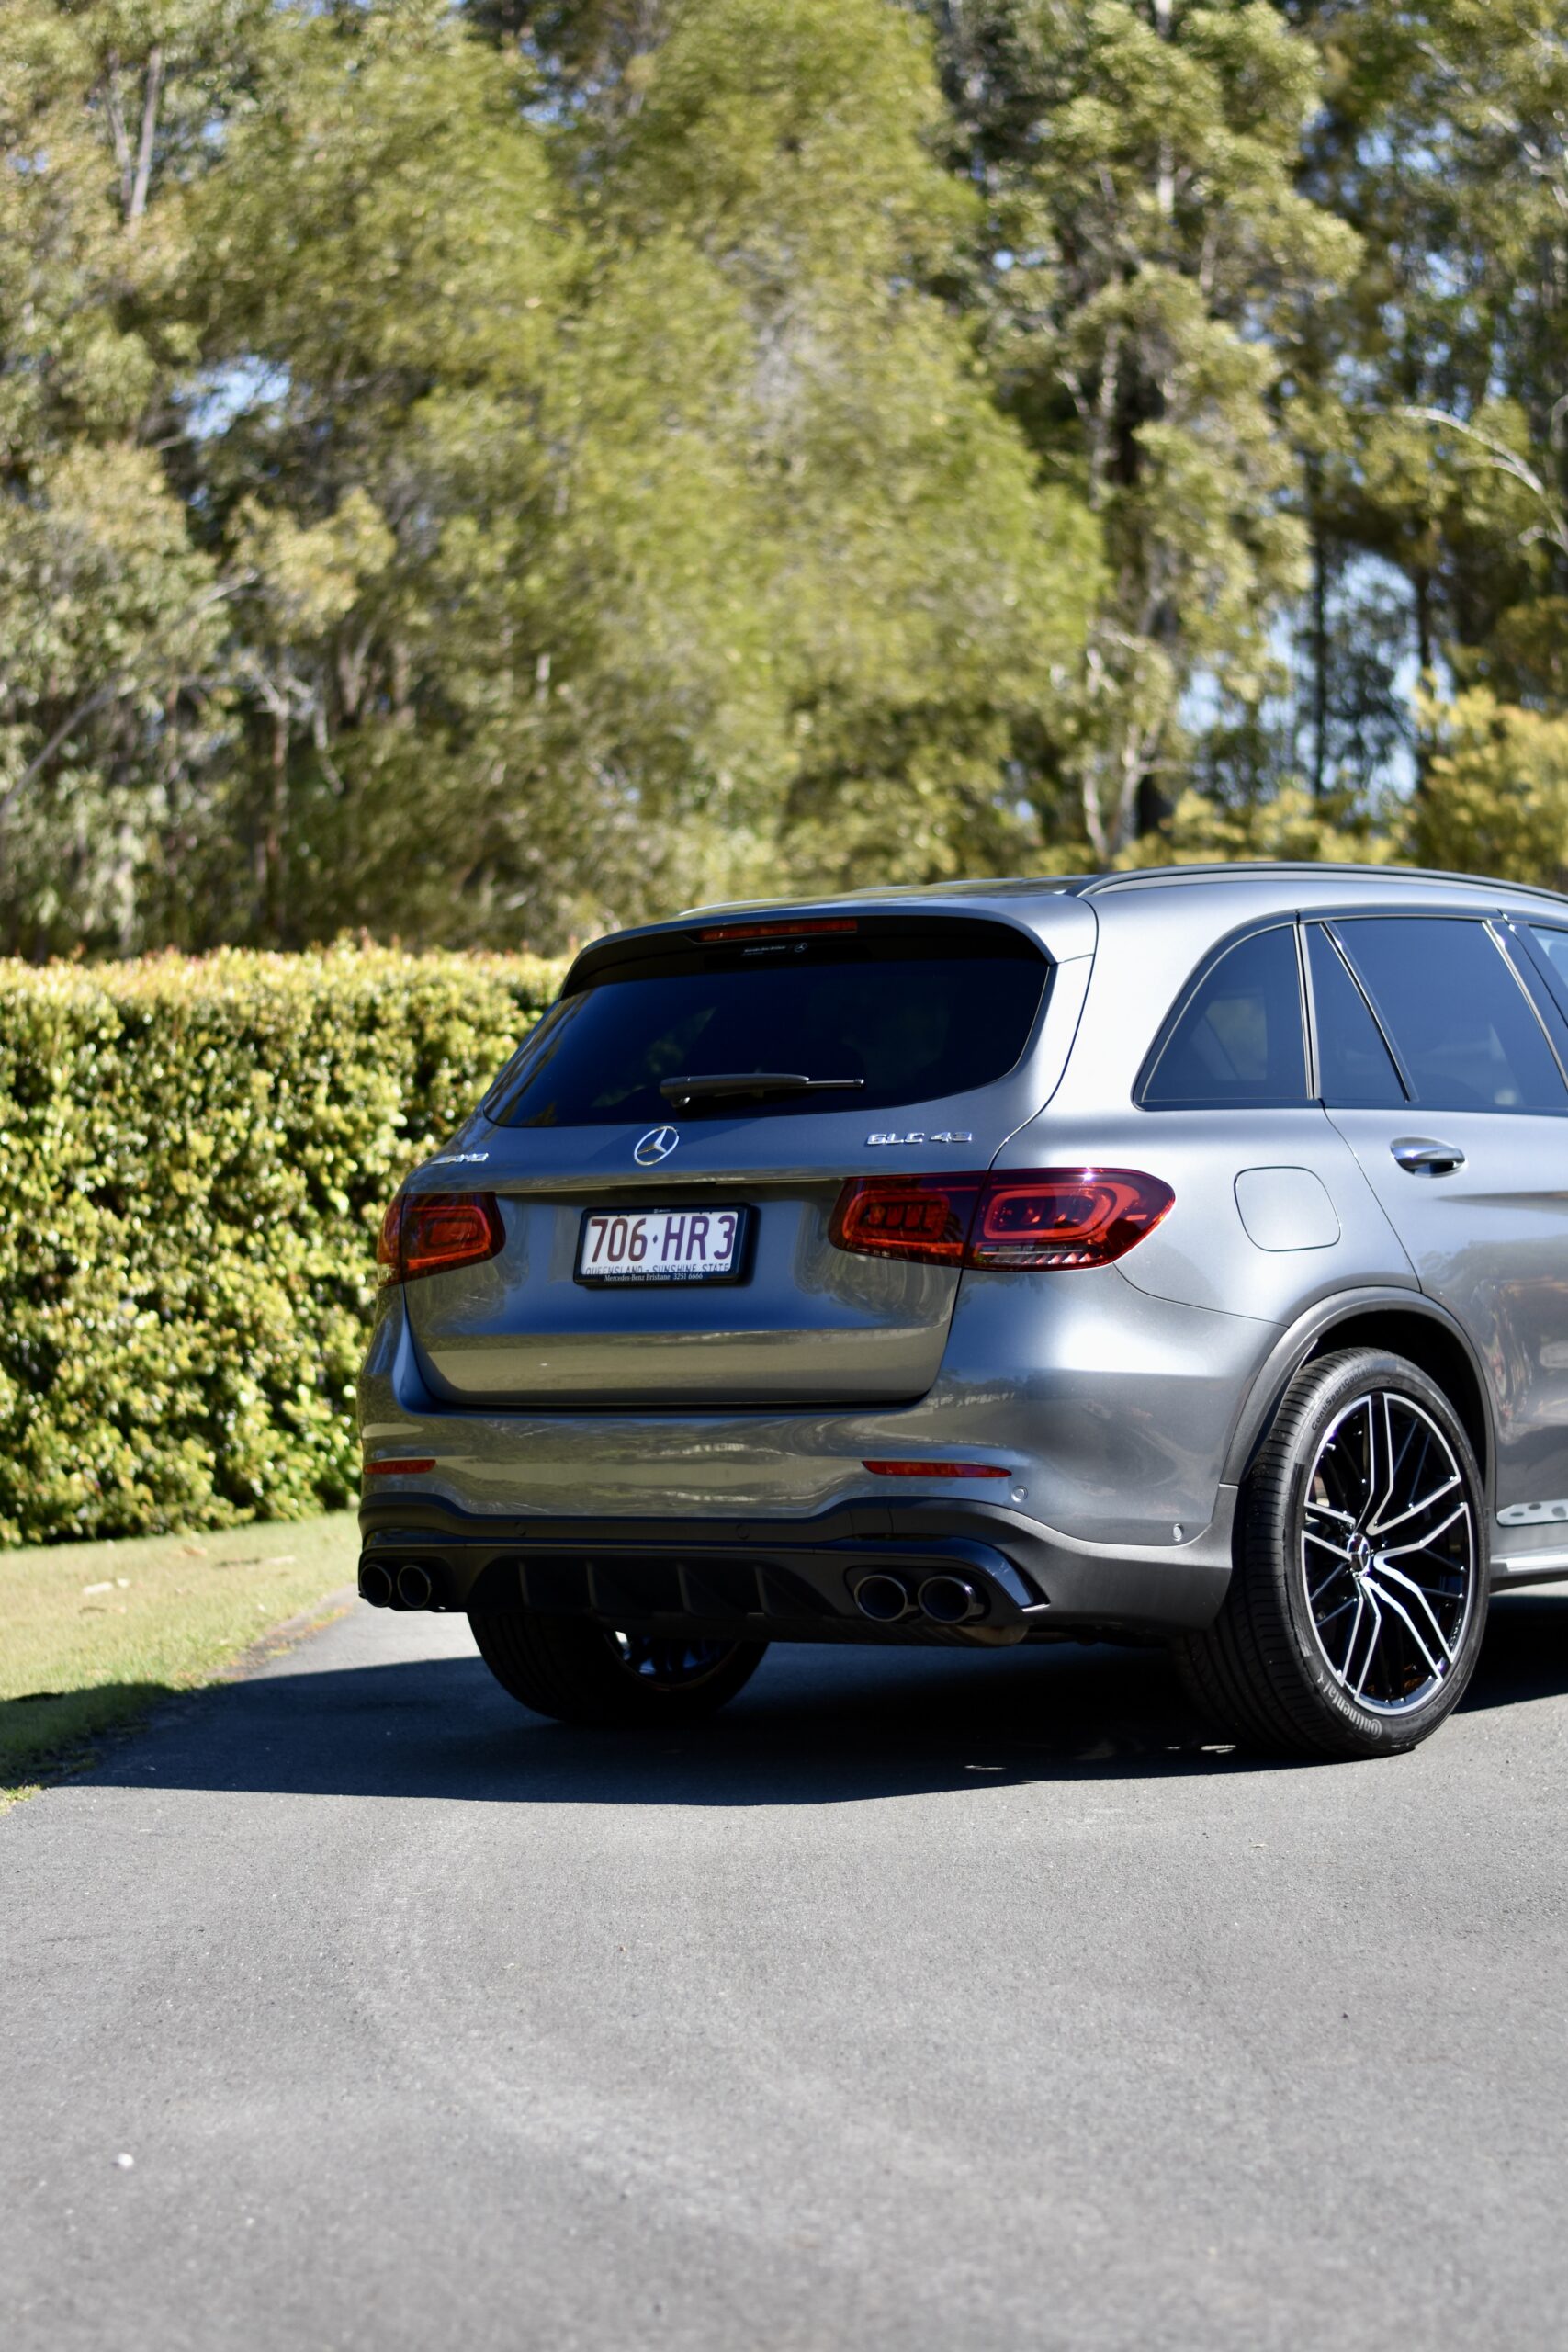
[
  {"xmin": 1492, "ymin": 920, "xmax": 1568, "ymax": 1092},
  {"xmin": 1301, "ymin": 920, "xmax": 1411, "ymax": 1107}
]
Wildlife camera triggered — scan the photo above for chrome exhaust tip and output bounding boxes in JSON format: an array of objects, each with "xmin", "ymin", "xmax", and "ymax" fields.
[
  {"xmin": 918, "ymin": 1574, "xmax": 985, "ymax": 1626},
  {"xmin": 396, "ymin": 1561, "xmax": 434, "ymax": 1610},
  {"xmin": 854, "ymin": 1572, "xmax": 912, "ymax": 1623},
  {"xmin": 359, "ymin": 1559, "xmax": 395, "ymax": 1608}
]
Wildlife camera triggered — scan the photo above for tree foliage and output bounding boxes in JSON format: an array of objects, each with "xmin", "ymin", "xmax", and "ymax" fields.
[{"xmin": 4, "ymin": 0, "xmax": 1568, "ymax": 948}]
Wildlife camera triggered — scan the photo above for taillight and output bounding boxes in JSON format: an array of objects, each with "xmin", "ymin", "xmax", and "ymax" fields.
[
  {"xmin": 968, "ymin": 1170, "xmax": 1173, "ymax": 1268},
  {"xmin": 377, "ymin": 1193, "xmax": 504, "ymax": 1284},
  {"xmin": 829, "ymin": 1175, "xmax": 981, "ymax": 1262},
  {"xmin": 829, "ymin": 1169, "xmax": 1172, "ymax": 1271}
]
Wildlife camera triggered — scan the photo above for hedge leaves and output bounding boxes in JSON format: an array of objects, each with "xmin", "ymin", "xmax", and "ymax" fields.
[{"xmin": 0, "ymin": 945, "xmax": 558, "ymax": 1545}]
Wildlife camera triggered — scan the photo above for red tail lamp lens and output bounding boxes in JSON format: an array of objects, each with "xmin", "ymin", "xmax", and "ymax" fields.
[
  {"xmin": 970, "ymin": 1170, "xmax": 1173, "ymax": 1269},
  {"xmin": 376, "ymin": 1197, "xmax": 403, "ymax": 1282},
  {"xmin": 829, "ymin": 1170, "xmax": 1171, "ymax": 1271},
  {"xmin": 829, "ymin": 1175, "xmax": 981, "ymax": 1263},
  {"xmin": 377, "ymin": 1193, "xmax": 503, "ymax": 1284}
]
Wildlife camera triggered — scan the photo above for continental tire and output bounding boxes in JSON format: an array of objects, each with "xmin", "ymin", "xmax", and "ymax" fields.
[
  {"xmin": 1173, "ymin": 1348, "xmax": 1488, "ymax": 1760},
  {"xmin": 470, "ymin": 1611, "xmax": 767, "ymax": 1726}
]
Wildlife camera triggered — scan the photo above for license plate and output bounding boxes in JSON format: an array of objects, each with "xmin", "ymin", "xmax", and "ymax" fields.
[{"xmin": 576, "ymin": 1204, "xmax": 749, "ymax": 1284}]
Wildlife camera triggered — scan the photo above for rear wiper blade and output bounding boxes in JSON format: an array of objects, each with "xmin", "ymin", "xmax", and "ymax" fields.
[{"xmin": 659, "ymin": 1071, "xmax": 865, "ymax": 1107}]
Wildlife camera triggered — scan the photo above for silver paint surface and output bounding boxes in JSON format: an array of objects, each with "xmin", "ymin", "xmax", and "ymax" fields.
[{"xmin": 364, "ymin": 864, "xmax": 1568, "ymax": 1631}]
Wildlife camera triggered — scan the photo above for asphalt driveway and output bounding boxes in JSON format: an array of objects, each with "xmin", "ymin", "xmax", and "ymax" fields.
[{"xmin": 4, "ymin": 1594, "xmax": 1566, "ymax": 2350}]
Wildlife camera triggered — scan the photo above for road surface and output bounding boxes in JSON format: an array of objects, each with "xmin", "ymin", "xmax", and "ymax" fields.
[{"xmin": 4, "ymin": 1593, "xmax": 1567, "ymax": 2349}]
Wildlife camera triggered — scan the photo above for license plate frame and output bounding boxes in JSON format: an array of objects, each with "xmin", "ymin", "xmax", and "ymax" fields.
[{"xmin": 574, "ymin": 1203, "xmax": 751, "ymax": 1286}]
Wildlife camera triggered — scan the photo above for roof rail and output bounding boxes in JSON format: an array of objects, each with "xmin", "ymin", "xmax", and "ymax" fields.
[{"xmin": 1071, "ymin": 859, "xmax": 1568, "ymax": 908}]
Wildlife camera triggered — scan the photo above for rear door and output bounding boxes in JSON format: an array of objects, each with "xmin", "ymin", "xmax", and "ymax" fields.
[
  {"xmin": 1314, "ymin": 912, "xmax": 1568, "ymax": 1517},
  {"xmin": 405, "ymin": 910, "xmax": 1082, "ymax": 1408}
]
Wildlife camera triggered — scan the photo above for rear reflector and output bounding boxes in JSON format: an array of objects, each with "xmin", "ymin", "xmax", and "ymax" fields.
[
  {"xmin": 831, "ymin": 1169, "xmax": 1173, "ymax": 1271},
  {"xmin": 365, "ymin": 1457, "xmax": 436, "ymax": 1477},
  {"xmin": 378, "ymin": 1193, "xmax": 504, "ymax": 1284},
  {"xmin": 863, "ymin": 1460, "xmax": 1011, "ymax": 1479}
]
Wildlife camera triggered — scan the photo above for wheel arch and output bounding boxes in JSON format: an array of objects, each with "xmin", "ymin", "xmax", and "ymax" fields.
[{"xmin": 1224, "ymin": 1291, "xmax": 1495, "ymax": 1507}]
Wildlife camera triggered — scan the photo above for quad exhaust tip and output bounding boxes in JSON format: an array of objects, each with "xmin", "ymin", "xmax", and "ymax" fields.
[
  {"xmin": 918, "ymin": 1574, "xmax": 984, "ymax": 1626},
  {"xmin": 359, "ymin": 1559, "xmax": 394, "ymax": 1608},
  {"xmin": 396, "ymin": 1561, "xmax": 434, "ymax": 1609},
  {"xmin": 854, "ymin": 1573, "xmax": 913, "ymax": 1623},
  {"xmin": 853, "ymin": 1571, "xmax": 987, "ymax": 1627}
]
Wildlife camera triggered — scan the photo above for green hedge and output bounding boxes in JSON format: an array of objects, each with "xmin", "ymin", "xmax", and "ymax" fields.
[{"xmin": 0, "ymin": 944, "xmax": 563, "ymax": 1548}]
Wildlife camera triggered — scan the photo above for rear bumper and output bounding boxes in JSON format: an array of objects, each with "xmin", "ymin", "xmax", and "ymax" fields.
[{"xmin": 357, "ymin": 1491, "xmax": 1235, "ymax": 1646}]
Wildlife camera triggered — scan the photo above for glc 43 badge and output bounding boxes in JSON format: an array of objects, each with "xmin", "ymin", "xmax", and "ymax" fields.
[{"xmin": 866, "ymin": 1130, "xmax": 974, "ymax": 1146}]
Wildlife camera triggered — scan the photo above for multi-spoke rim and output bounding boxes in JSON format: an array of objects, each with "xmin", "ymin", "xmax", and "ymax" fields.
[
  {"xmin": 1302, "ymin": 1389, "xmax": 1476, "ymax": 1716},
  {"xmin": 608, "ymin": 1631, "xmax": 739, "ymax": 1690}
]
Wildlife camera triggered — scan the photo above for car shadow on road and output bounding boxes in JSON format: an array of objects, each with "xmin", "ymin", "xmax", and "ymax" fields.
[
  {"xmin": 73, "ymin": 1590, "xmax": 1568, "ymax": 1807},
  {"xmin": 1461, "ymin": 1589, "xmax": 1568, "ymax": 1711}
]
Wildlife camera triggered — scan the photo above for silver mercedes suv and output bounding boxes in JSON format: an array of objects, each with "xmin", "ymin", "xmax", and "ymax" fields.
[{"xmin": 358, "ymin": 863, "xmax": 1568, "ymax": 1758}]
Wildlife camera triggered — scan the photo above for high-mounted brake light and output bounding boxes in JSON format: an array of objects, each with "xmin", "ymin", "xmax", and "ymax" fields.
[
  {"xmin": 830, "ymin": 1169, "xmax": 1173, "ymax": 1272},
  {"xmin": 378, "ymin": 1193, "xmax": 504, "ymax": 1285},
  {"xmin": 698, "ymin": 918, "xmax": 858, "ymax": 943}
]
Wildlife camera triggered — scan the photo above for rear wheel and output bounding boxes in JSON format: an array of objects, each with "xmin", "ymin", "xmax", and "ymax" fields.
[
  {"xmin": 470, "ymin": 1611, "xmax": 767, "ymax": 1726},
  {"xmin": 1173, "ymin": 1348, "xmax": 1488, "ymax": 1759}
]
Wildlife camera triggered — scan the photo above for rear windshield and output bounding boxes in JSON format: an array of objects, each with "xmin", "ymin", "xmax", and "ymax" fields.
[{"xmin": 485, "ymin": 922, "xmax": 1050, "ymax": 1126}]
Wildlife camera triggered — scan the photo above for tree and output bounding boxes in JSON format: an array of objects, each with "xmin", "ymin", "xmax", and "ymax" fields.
[
  {"xmin": 187, "ymin": 0, "xmax": 1098, "ymax": 938},
  {"xmin": 3, "ymin": 0, "xmax": 1097, "ymax": 953},
  {"xmin": 1408, "ymin": 687, "xmax": 1568, "ymax": 886},
  {"xmin": 928, "ymin": 0, "xmax": 1356, "ymax": 859},
  {"xmin": 0, "ymin": 3, "xmax": 256, "ymax": 951},
  {"xmin": 1283, "ymin": 3, "xmax": 1568, "ymax": 791},
  {"xmin": 592, "ymin": 0, "xmax": 1098, "ymax": 895},
  {"xmin": 10, "ymin": 0, "xmax": 1566, "ymax": 950}
]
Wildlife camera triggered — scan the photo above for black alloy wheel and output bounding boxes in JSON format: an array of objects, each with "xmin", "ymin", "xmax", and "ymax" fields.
[
  {"xmin": 1173, "ymin": 1348, "xmax": 1488, "ymax": 1759},
  {"xmin": 470, "ymin": 1609, "xmax": 767, "ymax": 1725}
]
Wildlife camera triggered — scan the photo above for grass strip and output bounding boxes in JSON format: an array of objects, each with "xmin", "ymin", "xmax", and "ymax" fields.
[{"xmin": 1, "ymin": 1511, "xmax": 361, "ymax": 1804}]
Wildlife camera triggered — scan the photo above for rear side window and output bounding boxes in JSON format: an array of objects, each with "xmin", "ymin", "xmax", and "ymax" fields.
[
  {"xmin": 1142, "ymin": 925, "xmax": 1309, "ymax": 1108},
  {"xmin": 485, "ymin": 922, "xmax": 1050, "ymax": 1125},
  {"xmin": 1334, "ymin": 917, "xmax": 1565, "ymax": 1113},
  {"xmin": 1306, "ymin": 925, "xmax": 1406, "ymax": 1106},
  {"xmin": 1524, "ymin": 924, "xmax": 1568, "ymax": 1017}
]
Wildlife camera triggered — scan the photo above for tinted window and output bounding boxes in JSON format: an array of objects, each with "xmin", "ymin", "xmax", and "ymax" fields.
[
  {"xmin": 1335, "ymin": 918, "xmax": 1565, "ymax": 1113},
  {"xmin": 1306, "ymin": 925, "xmax": 1406, "ymax": 1106},
  {"xmin": 486, "ymin": 928, "xmax": 1049, "ymax": 1126},
  {"xmin": 1526, "ymin": 925, "xmax": 1568, "ymax": 1017},
  {"xmin": 1143, "ymin": 926, "xmax": 1308, "ymax": 1107}
]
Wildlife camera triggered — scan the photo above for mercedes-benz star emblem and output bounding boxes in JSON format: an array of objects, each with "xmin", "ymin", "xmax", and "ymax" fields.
[{"xmin": 634, "ymin": 1125, "xmax": 680, "ymax": 1167}]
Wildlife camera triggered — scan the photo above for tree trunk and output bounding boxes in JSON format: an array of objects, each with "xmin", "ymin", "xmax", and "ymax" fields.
[
  {"xmin": 265, "ymin": 707, "xmax": 288, "ymax": 940},
  {"xmin": 1412, "ymin": 567, "xmax": 1434, "ymax": 797},
  {"xmin": 1309, "ymin": 470, "xmax": 1329, "ymax": 800},
  {"xmin": 128, "ymin": 48, "xmax": 164, "ymax": 228}
]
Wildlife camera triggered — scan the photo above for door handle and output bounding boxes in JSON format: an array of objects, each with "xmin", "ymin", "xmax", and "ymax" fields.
[{"xmin": 1391, "ymin": 1136, "xmax": 1466, "ymax": 1176}]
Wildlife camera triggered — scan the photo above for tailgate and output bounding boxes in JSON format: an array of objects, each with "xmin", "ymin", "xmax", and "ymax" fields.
[{"xmin": 403, "ymin": 909, "xmax": 1086, "ymax": 1408}]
